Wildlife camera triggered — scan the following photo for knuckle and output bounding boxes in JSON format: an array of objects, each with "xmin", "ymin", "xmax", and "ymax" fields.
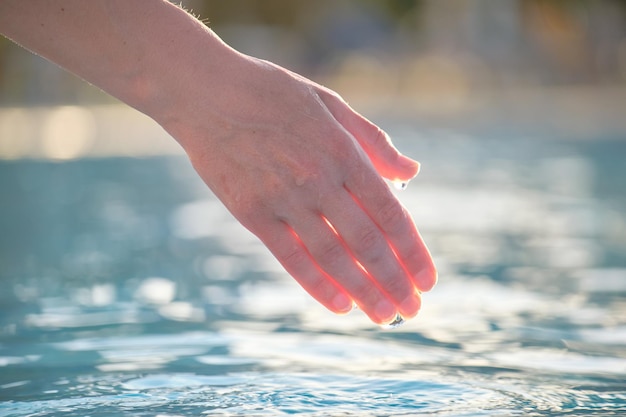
[
  {"xmin": 376, "ymin": 199, "xmax": 406, "ymax": 232},
  {"xmin": 281, "ymin": 245, "xmax": 309, "ymax": 270},
  {"xmin": 353, "ymin": 227, "xmax": 384, "ymax": 260},
  {"xmin": 233, "ymin": 195, "xmax": 266, "ymax": 226},
  {"xmin": 236, "ymin": 186, "xmax": 291, "ymax": 226},
  {"xmin": 316, "ymin": 240, "xmax": 345, "ymax": 267},
  {"xmin": 318, "ymin": 126, "xmax": 361, "ymax": 164},
  {"xmin": 371, "ymin": 126, "xmax": 390, "ymax": 148},
  {"xmin": 326, "ymin": 133, "xmax": 356, "ymax": 162},
  {"xmin": 318, "ymin": 87, "xmax": 345, "ymax": 104}
]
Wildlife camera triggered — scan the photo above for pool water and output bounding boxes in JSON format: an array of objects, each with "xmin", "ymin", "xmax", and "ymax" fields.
[{"xmin": 1, "ymin": 128, "xmax": 625, "ymax": 416}]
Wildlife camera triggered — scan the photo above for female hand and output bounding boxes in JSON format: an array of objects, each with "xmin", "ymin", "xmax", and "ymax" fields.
[
  {"xmin": 165, "ymin": 55, "xmax": 437, "ymax": 325},
  {"xmin": 0, "ymin": 0, "xmax": 437, "ymax": 325}
]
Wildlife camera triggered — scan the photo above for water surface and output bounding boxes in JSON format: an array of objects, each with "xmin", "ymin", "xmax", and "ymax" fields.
[{"xmin": 1, "ymin": 128, "xmax": 625, "ymax": 416}]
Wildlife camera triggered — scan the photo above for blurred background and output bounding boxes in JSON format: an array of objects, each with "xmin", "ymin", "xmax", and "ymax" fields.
[
  {"xmin": 1, "ymin": 3, "xmax": 626, "ymax": 414},
  {"xmin": 1, "ymin": 0, "xmax": 626, "ymax": 161}
]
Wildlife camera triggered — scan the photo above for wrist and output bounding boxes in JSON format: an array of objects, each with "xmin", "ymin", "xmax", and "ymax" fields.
[{"xmin": 109, "ymin": 3, "xmax": 240, "ymax": 135}]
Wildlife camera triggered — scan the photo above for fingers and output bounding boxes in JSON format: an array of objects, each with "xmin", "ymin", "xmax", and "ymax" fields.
[
  {"xmin": 345, "ymin": 168, "xmax": 438, "ymax": 293},
  {"xmin": 317, "ymin": 90, "xmax": 420, "ymax": 182},
  {"xmin": 319, "ymin": 191, "xmax": 422, "ymax": 320},
  {"xmin": 252, "ymin": 219, "xmax": 355, "ymax": 315},
  {"xmin": 284, "ymin": 209, "xmax": 403, "ymax": 324},
  {"xmin": 237, "ymin": 137, "xmax": 435, "ymax": 324},
  {"xmin": 249, "ymin": 183, "xmax": 433, "ymax": 324}
]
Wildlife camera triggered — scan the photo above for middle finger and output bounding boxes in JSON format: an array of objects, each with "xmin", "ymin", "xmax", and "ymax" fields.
[
  {"xmin": 287, "ymin": 207, "xmax": 399, "ymax": 324},
  {"xmin": 320, "ymin": 189, "xmax": 421, "ymax": 319}
]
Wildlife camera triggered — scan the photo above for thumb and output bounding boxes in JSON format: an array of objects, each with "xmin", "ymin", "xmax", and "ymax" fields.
[{"xmin": 319, "ymin": 91, "xmax": 420, "ymax": 182}]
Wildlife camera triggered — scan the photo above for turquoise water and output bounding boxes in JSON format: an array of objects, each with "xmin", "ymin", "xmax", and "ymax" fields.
[{"xmin": 1, "ymin": 129, "xmax": 625, "ymax": 416}]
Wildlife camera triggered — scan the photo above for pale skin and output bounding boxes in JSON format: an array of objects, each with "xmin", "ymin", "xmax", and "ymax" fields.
[{"xmin": 0, "ymin": 0, "xmax": 437, "ymax": 325}]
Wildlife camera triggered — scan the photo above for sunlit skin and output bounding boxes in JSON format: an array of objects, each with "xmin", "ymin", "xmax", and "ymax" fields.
[{"xmin": 0, "ymin": 0, "xmax": 437, "ymax": 325}]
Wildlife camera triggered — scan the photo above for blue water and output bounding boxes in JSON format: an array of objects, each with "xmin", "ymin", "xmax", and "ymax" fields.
[{"xmin": 1, "ymin": 128, "xmax": 625, "ymax": 416}]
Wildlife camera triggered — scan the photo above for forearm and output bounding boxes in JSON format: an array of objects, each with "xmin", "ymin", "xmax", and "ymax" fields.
[{"xmin": 0, "ymin": 0, "xmax": 238, "ymax": 127}]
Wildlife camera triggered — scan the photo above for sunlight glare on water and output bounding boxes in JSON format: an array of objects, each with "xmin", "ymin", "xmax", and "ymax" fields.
[{"xmin": 1, "ymin": 128, "xmax": 625, "ymax": 416}]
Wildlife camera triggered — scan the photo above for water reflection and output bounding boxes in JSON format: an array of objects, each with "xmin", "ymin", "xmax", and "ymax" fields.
[{"xmin": 0, "ymin": 131, "xmax": 625, "ymax": 415}]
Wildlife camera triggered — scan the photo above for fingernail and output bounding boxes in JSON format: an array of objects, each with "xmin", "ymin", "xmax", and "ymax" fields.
[
  {"xmin": 414, "ymin": 268, "xmax": 438, "ymax": 292},
  {"xmin": 374, "ymin": 299, "xmax": 396, "ymax": 324},
  {"xmin": 332, "ymin": 293, "xmax": 353, "ymax": 314},
  {"xmin": 399, "ymin": 158, "xmax": 420, "ymax": 175},
  {"xmin": 399, "ymin": 294, "xmax": 421, "ymax": 319}
]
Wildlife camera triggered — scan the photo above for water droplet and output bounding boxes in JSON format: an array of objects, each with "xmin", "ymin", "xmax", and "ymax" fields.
[
  {"xmin": 380, "ymin": 314, "xmax": 405, "ymax": 329},
  {"xmin": 393, "ymin": 181, "xmax": 408, "ymax": 190}
]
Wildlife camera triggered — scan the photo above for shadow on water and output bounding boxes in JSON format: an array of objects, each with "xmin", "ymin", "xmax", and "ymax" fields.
[{"xmin": 0, "ymin": 128, "xmax": 625, "ymax": 416}]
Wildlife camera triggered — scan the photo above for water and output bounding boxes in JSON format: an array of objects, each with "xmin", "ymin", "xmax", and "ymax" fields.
[{"xmin": 1, "ymin": 128, "xmax": 625, "ymax": 416}]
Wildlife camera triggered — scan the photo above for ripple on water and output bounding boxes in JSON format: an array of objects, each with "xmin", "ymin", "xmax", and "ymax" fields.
[
  {"xmin": 1, "ymin": 136, "xmax": 626, "ymax": 416},
  {"xmin": 0, "ymin": 372, "xmax": 503, "ymax": 417}
]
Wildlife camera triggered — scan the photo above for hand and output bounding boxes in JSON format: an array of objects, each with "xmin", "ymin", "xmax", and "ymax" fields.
[
  {"xmin": 0, "ymin": 0, "xmax": 436, "ymax": 325},
  {"xmin": 166, "ymin": 56, "xmax": 437, "ymax": 325}
]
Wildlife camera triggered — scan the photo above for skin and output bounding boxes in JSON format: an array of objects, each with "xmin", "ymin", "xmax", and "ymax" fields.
[{"xmin": 0, "ymin": 0, "xmax": 437, "ymax": 325}]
